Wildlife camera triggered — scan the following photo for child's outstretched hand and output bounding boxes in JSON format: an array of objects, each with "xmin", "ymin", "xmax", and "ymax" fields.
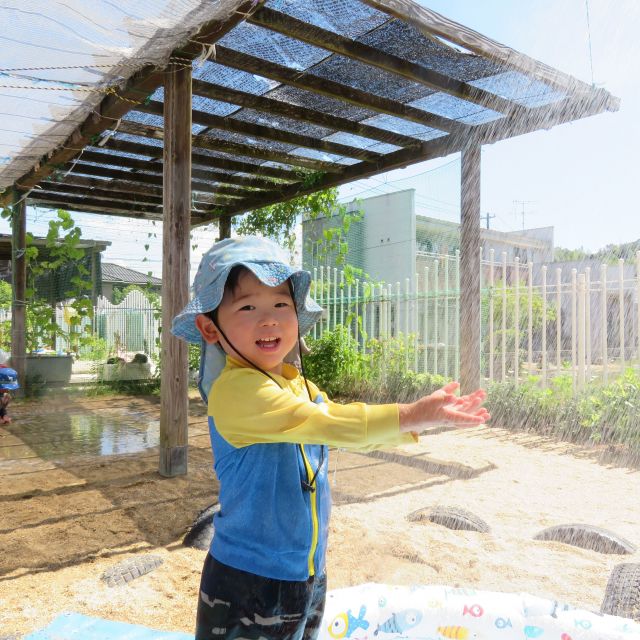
[{"xmin": 399, "ymin": 381, "xmax": 489, "ymax": 433}]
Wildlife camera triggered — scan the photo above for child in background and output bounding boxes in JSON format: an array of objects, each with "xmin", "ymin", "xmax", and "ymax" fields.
[
  {"xmin": 0, "ymin": 364, "xmax": 20, "ymax": 424},
  {"xmin": 172, "ymin": 236, "xmax": 489, "ymax": 640},
  {"xmin": 0, "ymin": 390, "xmax": 11, "ymax": 424}
]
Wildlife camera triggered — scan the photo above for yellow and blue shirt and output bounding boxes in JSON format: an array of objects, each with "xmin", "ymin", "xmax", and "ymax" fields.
[{"xmin": 207, "ymin": 356, "xmax": 413, "ymax": 581}]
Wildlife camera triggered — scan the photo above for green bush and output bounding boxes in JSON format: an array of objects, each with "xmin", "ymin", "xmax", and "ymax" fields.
[
  {"xmin": 486, "ymin": 369, "xmax": 640, "ymax": 453},
  {"xmin": 303, "ymin": 326, "xmax": 449, "ymax": 403},
  {"xmin": 189, "ymin": 342, "xmax": 201, "ymax": 372},
  {"xmin": 77, "ymin": 335, "xmax": 110, "ymax": 362},
  {"xmin": 303, "ymin": 326, "xmax": 367, "ymax": 397}
]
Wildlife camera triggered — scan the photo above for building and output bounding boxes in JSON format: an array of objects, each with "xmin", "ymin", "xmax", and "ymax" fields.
[
  {"xmin": 302, "ymin": 189, "xmax": 554, "ymax": 289},
  {"xmin": 0, "ymin": 233, "xmax": 109, "ymax": 303},
  {"xmin": 101, "ymin": 263, "xmax": 162, "ymax": 303}
]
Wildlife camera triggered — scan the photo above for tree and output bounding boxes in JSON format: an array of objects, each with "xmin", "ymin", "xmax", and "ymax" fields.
[
  {"xmin": 1, "ymin": 208, "xmax": 95, "ymax": 354},
  {"xmin": 0, "ymin": 281, "xmax": 11, "ymax": 310},
  {"xmin": 233, "ymin": 185, "xmax": 363, "ymax": 276}
]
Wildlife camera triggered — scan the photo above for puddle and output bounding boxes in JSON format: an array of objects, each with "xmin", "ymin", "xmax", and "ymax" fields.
[{"xmin": 4, "ymin": 408, "xmax": 160, "ymax": 460}]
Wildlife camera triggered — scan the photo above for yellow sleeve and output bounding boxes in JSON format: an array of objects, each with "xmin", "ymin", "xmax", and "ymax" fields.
[{"xmin": 210, "ymin": 368, "xmax": 413, "ymax": 449}]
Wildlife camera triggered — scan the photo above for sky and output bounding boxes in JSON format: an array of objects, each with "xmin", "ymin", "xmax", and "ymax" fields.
[{"xmin": 1, "ymin": 0, "xmax": 638, "ymax": 280}]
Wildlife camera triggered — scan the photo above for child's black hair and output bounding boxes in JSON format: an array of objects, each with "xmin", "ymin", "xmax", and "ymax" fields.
[{"xmin": 206, "ymin": 265, "xmax": 251, "ymax": 324}]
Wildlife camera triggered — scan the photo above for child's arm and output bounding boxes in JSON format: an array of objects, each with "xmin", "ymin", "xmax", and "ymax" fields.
[{"xmin": 398, "ymin": 381, "xmax": 489, "ymax": 433}]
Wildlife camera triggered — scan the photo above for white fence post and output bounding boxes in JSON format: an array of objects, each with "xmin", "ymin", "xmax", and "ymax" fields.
[
  {"xmin": 501, "ymin": 252, "xmax": 507, "ymax": 383},
  {"xmin": 488, "ymin": 249, "xmax": 495, "ymax": 382},
  {"xmin": 571, "ymin": 269, "xmax": 577, "ymax": 388},
  {"xmin": 542, "ymin": 266, "xmax": 548, "ymax": 385},
  {"xmin": 601, "ymin": 263, "xmax": 608, "ymax": 383},
  {"xmin": 414, "ymin": 271, "xmax": 419, "ymax": 373},
  {"xmin": 585, "ymin": 266, "xmax": 592, "ymax": 382},
  {"xmin": 455, "ymin": 250, "xmax": 460, "ymax": 381},
  {"xmin": 556, "ymin": 267, "xmax": 562, "ymax": 376},
  {"xmin": 423, "ymin": 266, "xmax": 429, "ymax": 374},
  {"xmin": 637, "ymin": 251, "xmax": 640, "ymax": 362},
  {"xmin": 577, "ymin": 273, "xmax": 586, "ymax": 389},
  {"xmin": 527, "ymin": 261, "xmax": 533, "ymax": 377},
  {"xmin": 619, "ymin": 258, "xmax": 625, "ymax": 370},
  {"xmin": 514, "ymin": 257, "xmax": 520, "ymax": 386},
  {"xmin": 433, "ymin": 259, "xmax": 439, "ymax": 375}
]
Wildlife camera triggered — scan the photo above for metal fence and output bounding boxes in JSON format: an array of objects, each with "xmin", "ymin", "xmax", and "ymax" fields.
[
  {"xmin": 311, "ymin": 250, "xmax": 640, "ymax": 389},
  {"xmin": 30, "ymin": 289, "xmax": 160, "ymax": 359},
  {"xmin": 4, "ymin": 250, "xmax": 639, "ymax": 389}
]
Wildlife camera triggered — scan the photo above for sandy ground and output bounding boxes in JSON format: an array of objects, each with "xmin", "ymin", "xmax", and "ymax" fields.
[{"xmin": 0, "ymin": 392, "xmax": 639, "ymax": 637}]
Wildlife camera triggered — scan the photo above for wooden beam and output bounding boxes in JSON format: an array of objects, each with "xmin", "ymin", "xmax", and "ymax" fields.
[
  {"xmin": 61, "ymin": 162, "xmax": 272, "ymax": 199},
  {"xmin": 219, "ymin": 217, "xmax": 232, "ymax": 239},
  {"xmin": 37, "ymin": 183, "xmax": 165, "ymax": 207},
  {"xmin": 159, "ymin": 62, "xmax": 191, "ymax": 478},
  {"xmin": 137, "ymin": 100, "xmax": 382, "ymax": 162},
  {"xmin": 69, "ymin": 152, "xmax": 279, "ymax": 191},
  {"xmin": 39, "ymin": 181, "xmax": 238, "ymax": 207},
  {"xmin": 361, "ymin": 0, "xmax": 619, "ymax": 112},
  {"xmin": 459, "ymin": 142, "xmax": 482, "ymax": 394},
  {"xmin": 117, "ymin": 120, "xmax": 344, "ymax": 173},
  {"xmin": 250, "ymin": 6, "xmax": 519, "ymax": 116},
  {"xmin": 10, "ymin": 193, "xmax": 26, "ymax": 394},
  {"xmin": 28, "ymin": 192, "xmax": 164, "ymax": 216},
  {"xmin": 47, "ymin": 174, "xmax": 164, "ymax": 198},
  {"xmin": 214, "ymin": 46, "xmax": 466, "ymax": 135},
  {"xmin": 47, "ymin": 174, "xmax": 246, "ymax": 203},
  {"xmin": 2, "ymin": 0, "xmax": 267, "ymax": 206},
  {"xmin": 101, "ymin": 137, "xmax": 300, "ymax": 181},
  {"xmin": 192, "ymin": 79, "xmax": 420, "ymax": 148}
]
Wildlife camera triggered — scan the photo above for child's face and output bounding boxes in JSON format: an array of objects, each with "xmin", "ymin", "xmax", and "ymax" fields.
[{"xmin": 197, "ymin": 270, "xmax": 299, "ymax": 376}]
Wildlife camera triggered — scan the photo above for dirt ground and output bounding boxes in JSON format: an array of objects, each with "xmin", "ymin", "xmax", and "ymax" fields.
[{"xmin": 1, "ymin": 391, "xmax": 639, "ymax": 637}]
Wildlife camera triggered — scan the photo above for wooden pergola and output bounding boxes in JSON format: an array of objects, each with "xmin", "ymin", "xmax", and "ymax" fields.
[{"xmin": 3, "ymin": 0, "xmax": 618, "ymax": 476}]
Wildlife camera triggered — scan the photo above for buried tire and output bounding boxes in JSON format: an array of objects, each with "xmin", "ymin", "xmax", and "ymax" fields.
[
  {"xmin": 601, "ymin": 563, "xmax": 640, "ymax": 622},
  {"xmin": 183, "ymin": 503, "xmax": 220, "ymax": 551},
  {"xmin": 101, "ymin": 554, "xmax": 164, "ymax": 587},
  {"xmin": 533, "ymin": 524, "xmax": 636, "ymax": 555},
  {"xmin": 406, "ymin": 505, "xmax": 490, "ymax": 533}
]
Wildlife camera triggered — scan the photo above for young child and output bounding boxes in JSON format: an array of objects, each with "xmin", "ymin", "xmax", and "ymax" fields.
[
  {"xmin": 172, "ymin": 236, "xmax": 489, "ymax": 640},
  {"xmin": 0, "ymin": 391, "xmax": 11, "ymax": 424}
]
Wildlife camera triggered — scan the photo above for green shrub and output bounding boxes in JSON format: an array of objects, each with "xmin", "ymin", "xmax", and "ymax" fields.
[
  {"xmin": 189, "ymin": 342, "xmax": 201, "ymax": 372},
  {"xmin": 486, "ymin": 369, "xmax": 640, "ymax": 453},
  {"xmin": 77, "ymin": 335, "xmax": 110, "ymax": 362},
  {"xmin": 303, "ymin": 326, "xmax": 367, "ymax": 397},
  {"xmin": 303, "ymin": 326, "xmax": 450, "ymax": 403}
]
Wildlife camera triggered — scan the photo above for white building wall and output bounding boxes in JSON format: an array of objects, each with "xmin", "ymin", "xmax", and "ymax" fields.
[{"xmin": 353, "ymin": 189, "xmax": 416, "ymax": 289}]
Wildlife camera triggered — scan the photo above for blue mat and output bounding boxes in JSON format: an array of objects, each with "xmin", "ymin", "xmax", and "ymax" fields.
[{"xmin": 23, "ymin": 612, "xmax": 194, "ymax": 640}]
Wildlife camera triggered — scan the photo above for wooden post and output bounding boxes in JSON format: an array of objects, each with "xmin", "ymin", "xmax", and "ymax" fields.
[
  {"xmin": 160, "ymin": 62, "xmax": 192, "ymax": 477},
  {"xmin": 459, "ymin": 142, "xmax": 482, "ymax": 393},
  {"xmin": 218, "ymin": 216, "xmax": 232, "ymax": 239},
  {"xmin": 10, "ymin": 193, "xmax": 27, "ymax": 395}
]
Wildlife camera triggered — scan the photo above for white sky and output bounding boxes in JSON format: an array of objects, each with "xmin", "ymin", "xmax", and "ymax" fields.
[{"xmin": 1, "ymin": 0, "xmax": 637, "ymax": 280}]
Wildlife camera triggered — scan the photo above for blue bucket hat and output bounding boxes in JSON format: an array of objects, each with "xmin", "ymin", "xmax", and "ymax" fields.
[
  {"xmin": 172, "ymin": 236, "xmax": 322, "ymax": 402},
  {"xmin": 0, "ymin": 366, "xmax": 19, "ymax": 391}
]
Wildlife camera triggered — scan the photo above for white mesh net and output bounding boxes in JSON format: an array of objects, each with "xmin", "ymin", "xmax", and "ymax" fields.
[{"xmin": 0, "ymin": 0, "xmax": 240, "ymax": 191}]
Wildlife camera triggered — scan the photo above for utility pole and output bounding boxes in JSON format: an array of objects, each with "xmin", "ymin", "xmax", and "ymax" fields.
[
  {"xmin": 482, "ymin": 212, "xmax": 496, "ymax": 229},
  {"xmin": 513, "ymin": 200, "xmax": 535, "ymax": 230}
]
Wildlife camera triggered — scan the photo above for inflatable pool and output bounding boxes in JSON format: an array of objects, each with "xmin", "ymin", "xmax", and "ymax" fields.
[{"xmin": 319, "ymin": 583, "xmax": 640, "ymax": 640}]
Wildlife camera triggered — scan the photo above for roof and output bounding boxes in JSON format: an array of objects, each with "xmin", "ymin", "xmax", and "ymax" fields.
[
  {"xmin": 0, "ymin": 233, "xmax": 109, "ymax": 262},
  {"xmin": 0, "ymin": 0, "xmax": 619, "ymax": 224},
  {"xmin": 101, "ymin": 263, "xmax": 162, "ymax": 287}
]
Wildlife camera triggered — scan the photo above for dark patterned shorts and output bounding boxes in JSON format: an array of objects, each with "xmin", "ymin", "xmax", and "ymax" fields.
[{"xmin": 195, "ymin": 554, "xmax": 327, "ymax": 640}]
